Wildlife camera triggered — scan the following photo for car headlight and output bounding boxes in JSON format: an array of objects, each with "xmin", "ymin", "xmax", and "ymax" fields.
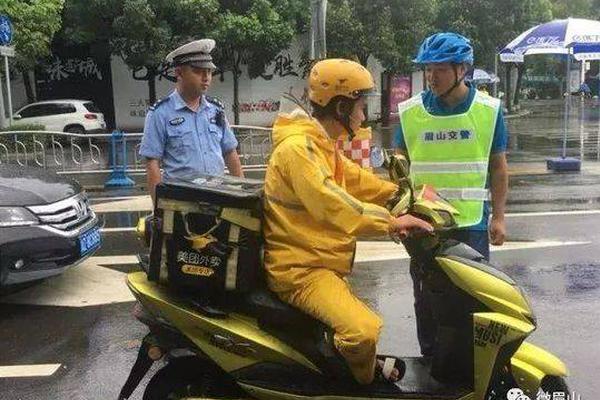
[{"xmin": 0, "ymin": 207, "xmax": 39, "ymax": 227}]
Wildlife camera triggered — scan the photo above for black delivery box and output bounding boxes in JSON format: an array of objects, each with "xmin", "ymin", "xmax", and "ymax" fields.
[{"xmin": 148, "ymin": 175, "xmax": 264, "ymax": 297}]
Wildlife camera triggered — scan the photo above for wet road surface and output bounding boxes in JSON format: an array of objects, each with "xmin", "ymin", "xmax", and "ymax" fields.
[{"xmin": 1, "ymin": 205, "xmax": 598, "ymax": 400}]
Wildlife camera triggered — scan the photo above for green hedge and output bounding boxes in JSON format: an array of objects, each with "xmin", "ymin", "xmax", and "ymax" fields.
[{"xmin": 0, "ymin": 124, "xmax": 48, "ymax": 149}]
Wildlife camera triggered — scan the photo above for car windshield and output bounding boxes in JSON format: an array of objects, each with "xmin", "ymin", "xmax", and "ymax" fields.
[{"xmin": 83, "ymin": 102, "xmax": 101, "ymax": 113}]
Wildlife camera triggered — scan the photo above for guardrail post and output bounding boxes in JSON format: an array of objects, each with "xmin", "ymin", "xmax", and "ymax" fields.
[{"xmin": 105, "ymin": 129, "xmax": 135, "ymax": 188}]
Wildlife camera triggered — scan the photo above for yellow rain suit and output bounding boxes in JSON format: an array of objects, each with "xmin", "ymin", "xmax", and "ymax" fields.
[{"xmin": 263, "ymin": 109, "xmax": 397, "ymax": 384}]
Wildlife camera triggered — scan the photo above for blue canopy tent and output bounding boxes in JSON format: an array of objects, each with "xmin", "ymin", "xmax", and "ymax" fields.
[{"xmin": 500, "ymin": 18, "xmax": 600, "ymax": 171}]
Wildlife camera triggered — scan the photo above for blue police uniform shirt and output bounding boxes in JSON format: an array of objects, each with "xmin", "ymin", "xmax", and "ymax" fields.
[
  {"xmin": 394, "ymin": 84, "xmax": 509, "ymax": 231},
  {"xmin": 139, "ymin": 90, "xmax": 239, "ymax": 181}
]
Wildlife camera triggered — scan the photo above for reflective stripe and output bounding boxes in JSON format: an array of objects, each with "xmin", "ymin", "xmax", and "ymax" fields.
[
  {"xmin": 324, "ymin": 178, "xmax": 364, "ymax": 214},
  {"xmin": 437, "ymin": 188, "xmax": 490, "ymax": 201},
  {"xmin": 265, "ymin": 194, "xmax": 305, "ymax": 211},
  {"xmin": 305, "ymin": 136, "xmax": 317, "ymax": 161},
  {"xmin": 364, "ymin": 207, "xmax": 391, "ymax": 220},
  {"xmin": 363, "ymin": 204, "xmax": 391, "ymax": 219},
  {"xmin": 411, "ymin": 161, "xmax": 489, "ymax": 174},
  {"xmin": 318, "ymin": 164, "xmax": 389, "ymax": 219},
  {"xmin": 225, "ymin": 225, "xmax": 240, "ymax": 290}
]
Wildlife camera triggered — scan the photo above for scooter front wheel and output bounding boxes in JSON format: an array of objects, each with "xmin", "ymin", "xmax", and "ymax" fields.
[
  {"xmin": 142, "ymin": 356, "xmax": 242, "ymax": 400},
  {"xmin": 486, "ymin": 373, "xmax": 570, "ymax": 400},
  {"xmin": 540, "ymin": 376, "xmax": 569, "ymax": 393}
]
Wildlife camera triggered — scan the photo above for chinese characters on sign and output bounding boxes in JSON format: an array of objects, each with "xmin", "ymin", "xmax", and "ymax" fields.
[
  {"xmin": 45, "ymin": 56, "xmax": 103, "ymax": 82},
  {"xmin": 261, "ymin": 53, "xmax": 300, "ymax": 80},
  {"xmin": 239, "ymin": 99, "xmax": 280, "ymax": 113},
  {"xmin": 129, "ymin": 98, "xmax": 151, "ymax": 118}
]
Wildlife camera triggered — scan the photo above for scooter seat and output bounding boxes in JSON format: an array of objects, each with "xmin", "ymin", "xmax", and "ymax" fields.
[
  {"xmin": 241, "ymin": 288, "xmax": 354, "ymax": 381},
  {"xmin": 243, "ymin": 288, "xmax": 321, "ymax": 330}
]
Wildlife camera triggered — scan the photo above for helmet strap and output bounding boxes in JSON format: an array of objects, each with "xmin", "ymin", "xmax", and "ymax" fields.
[
  {"xmin": 336, "ymin": 114, "xmax": 355, "ymax": 140},
  {"xmin": 334, "ymin": 98, "xmax": 357, "ymax": 140},
  {"xmin": 439, "ymin": 64, "xmax": 465, "ymax": 100}
]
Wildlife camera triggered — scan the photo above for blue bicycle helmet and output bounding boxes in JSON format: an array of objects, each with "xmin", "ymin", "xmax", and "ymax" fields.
[{"xmin": 413, "ymin": 32, "xmax": 474, "ymax": 65}]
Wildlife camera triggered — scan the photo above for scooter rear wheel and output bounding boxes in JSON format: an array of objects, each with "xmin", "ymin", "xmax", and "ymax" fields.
[{"xmin": 142, "ymin": 356, "xmax": 241, "ymax": 400}]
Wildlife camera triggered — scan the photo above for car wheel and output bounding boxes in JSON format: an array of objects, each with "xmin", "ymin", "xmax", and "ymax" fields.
[{"xmin": 64, "ymin": 125, "xmax": 85, "ymax": 135}]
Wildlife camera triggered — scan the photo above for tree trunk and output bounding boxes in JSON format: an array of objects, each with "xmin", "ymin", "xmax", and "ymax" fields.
[
  {"xmin": 22, "ymin": 72, "xmax": 35, "ymax": 103},
  {"xmin": 233, "ymin": 52, "xmax": 241, "ymax": 125},
  {"xmin": 381, "ymin": 72, "xmax": 390, "ymax": 127},
  {"xmin": 513, "ymin": 64, "xmax": 525, "ymax": 108},
  {"xmin": 148, "ymin": 67, "xmax": 157, "ymax": 105},
  {"xmin": 505, "ymin": 63, "xmax": 513, "ymax": 113}
]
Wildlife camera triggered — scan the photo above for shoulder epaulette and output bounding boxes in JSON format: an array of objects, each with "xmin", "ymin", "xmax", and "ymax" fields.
[
  {"xmin": 206, "ymin": 96, "xmax": 224, "ymax": 109},
  {"xmin": 149, "ymin": 97, "xmax": 170, "ymax": 111}
]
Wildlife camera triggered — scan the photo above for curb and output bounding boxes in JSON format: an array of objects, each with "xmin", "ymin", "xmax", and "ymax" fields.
[{"xmin": 504, "ymin": 109, "xmax": 532, "ymax": 120}]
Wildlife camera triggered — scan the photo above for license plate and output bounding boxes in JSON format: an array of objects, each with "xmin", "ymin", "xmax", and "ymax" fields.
[{"xmin": 79, "ymin": 226, "xmax": 102, "ymax": 256}]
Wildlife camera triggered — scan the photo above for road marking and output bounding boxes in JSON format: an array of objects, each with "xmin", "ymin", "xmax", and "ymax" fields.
[
  {"xmin": 0, "ymin": 364, "xmax": 61, "ymax": 378},
  {"xmin": 101, "ymin": 227, "xmax": 137, "ymax": 233},
  {"xmin": 506, "ymin": 209, "xmax": 600, "ymax": 218},
  {"xmin": 89, "ymin": 195, "xmax": 146, "ymax": 202},
  {"xmin": 91, "ymin": 195, "xmax": 152, "ymax": 213},
  {"xmin": 0, "ymin": 256, "xmax": 136, "ymax": 307},
  {"xmin": 89, "ymin": 194, "xmax": 600, "ymax": 218},
  {"xmin": 0, "ymin": 241, "xmax": 589, "ymax": 307},
  {"xmin": 91, "ymin": 255, "xmax": 139, "ymax": 265},
  {"xmin": 354, "ymin": 240, "xmax": 591, "ymax": 263}
]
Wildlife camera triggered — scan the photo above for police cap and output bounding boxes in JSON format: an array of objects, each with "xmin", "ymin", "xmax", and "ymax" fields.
[{"xmin": 166, "ymin": 39, "xmax": 217, "ymax": 69}]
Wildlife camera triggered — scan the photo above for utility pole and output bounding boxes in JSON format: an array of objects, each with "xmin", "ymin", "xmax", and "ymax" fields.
[
  {"xmin": 310, "ymin": 0, "xmax": 327, "ymax": 60},
  {"xmin": 0, "ymin": 15, "xmax": 15, "ymax": 129}
]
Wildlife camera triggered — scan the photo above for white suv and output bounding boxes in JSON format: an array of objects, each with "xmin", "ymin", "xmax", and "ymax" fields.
[{"xmin": 13, "ymin": 99, "xmax": 106, "ymax": 134}]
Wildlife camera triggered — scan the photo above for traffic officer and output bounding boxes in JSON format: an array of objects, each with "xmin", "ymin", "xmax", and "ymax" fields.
[
  {"xmin": 139, "ymin": 39, "xmax": 244, "ymax": 203},
  {"xmin": 394, "ymin": 32, "xmax": 509, "ymax": 357}
]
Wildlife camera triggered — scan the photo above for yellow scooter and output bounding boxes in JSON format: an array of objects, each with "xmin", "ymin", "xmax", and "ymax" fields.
[{"xmin": 118, "ymin": 152, "xmax": 569, "ymax": 400}]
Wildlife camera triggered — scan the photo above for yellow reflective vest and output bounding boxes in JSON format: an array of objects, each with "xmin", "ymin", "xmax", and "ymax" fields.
[
  {"xmin": 399, "ymin": 91, "xmax": 500, "ymax": 227},
  {"xmin": 263, "ymin": 109, "xmax": 397, "ymax": 293}
]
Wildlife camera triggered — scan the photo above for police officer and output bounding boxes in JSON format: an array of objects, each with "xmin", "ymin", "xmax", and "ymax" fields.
[{"xmin": 139, "ymin": 39, "xmax": 244, "ymax": 203}]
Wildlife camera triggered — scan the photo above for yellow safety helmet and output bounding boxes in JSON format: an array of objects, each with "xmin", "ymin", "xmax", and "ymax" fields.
[{"xmin": 308, "ymin": 59, "xmax": 376, "ymax": 107}]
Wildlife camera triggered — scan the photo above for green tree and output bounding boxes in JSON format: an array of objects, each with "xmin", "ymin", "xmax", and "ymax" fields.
[
  {"xmin": 386, "ymin": 0, "xmax": 439, "ymax": 73},
  {"xmin": 436, "ymin": 0, "xmax": 553, "ymax": 111},
  {"xmin": 326, "ymin": 0, "xmax": 438, "ymax": 73},
  {"xmin": 63, "ymin": 0, "xmax": 219, "ymax": 104},
  {"xmin": 2, "ymin": 0, "xmax": 65, "ymax": 102},
  {"xmin": 61, "ymin": 0, "xmax": 122, "ymax": 58},
  {"xmin": 550, "ymin": 0, "xmax": 592, "ymax": 18},
  {"xmin": 211, "ymin": 0, "xmax": 303, "ymax": 124},
  {"xmin": 436, "ymin": 0, "xmax": 552, "ymax": 70}
]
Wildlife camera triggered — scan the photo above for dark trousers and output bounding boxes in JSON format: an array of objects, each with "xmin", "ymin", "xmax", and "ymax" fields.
[{"xmin": 409, "ymin": 229, "xmax": 489, "ymax": 356}]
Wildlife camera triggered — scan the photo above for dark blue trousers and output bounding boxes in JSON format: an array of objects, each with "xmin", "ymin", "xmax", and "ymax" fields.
[{"xmin": 409, "ymin": 229, "xmax": 489, "ymax": 356}]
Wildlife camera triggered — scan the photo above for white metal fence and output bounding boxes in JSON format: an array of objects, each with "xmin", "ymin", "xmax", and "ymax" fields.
[{"xmin": 0, "ymin": 125, "xmax": 273, "ymax": 173}]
